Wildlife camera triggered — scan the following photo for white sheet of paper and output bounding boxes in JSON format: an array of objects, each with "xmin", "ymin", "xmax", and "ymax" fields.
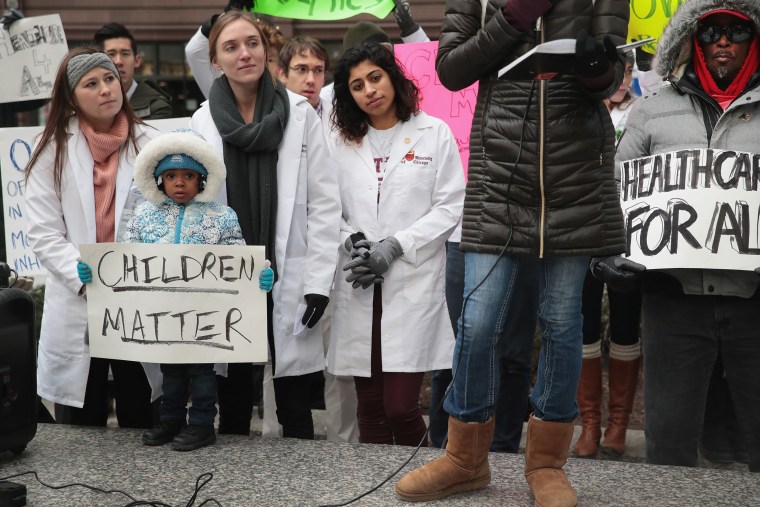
[{"xmin": 293, "ymin": 303, "xmax": 308, "ymax": 336}]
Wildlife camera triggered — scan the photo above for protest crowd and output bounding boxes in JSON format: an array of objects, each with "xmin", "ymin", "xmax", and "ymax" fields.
[{"xmin": 2, "ymin": 0, "xmax": 760, "ymax": 505}]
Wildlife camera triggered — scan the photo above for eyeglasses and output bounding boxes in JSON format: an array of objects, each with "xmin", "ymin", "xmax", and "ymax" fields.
[
  {"xmin": 289, "ymin": 65, "xmax": 325, "ymax": 76},
  {"xmin": 696, "ymin": 23, "xmax": 754, "ymax": 44}
]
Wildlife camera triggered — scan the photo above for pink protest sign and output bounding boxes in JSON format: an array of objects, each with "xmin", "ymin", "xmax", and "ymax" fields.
[{"xmin": 395, "ymin": 41, "xmax": 478, "ymax": 178}]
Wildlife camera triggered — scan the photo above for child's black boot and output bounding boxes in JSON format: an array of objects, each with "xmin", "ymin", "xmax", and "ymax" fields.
[
  {"xmin": 170, "ymin": 425, "xmax": 216, "ymax": 451},
  {"xmin": 142, "ymin": 421, "xmax": 185, "ymax": 446}
]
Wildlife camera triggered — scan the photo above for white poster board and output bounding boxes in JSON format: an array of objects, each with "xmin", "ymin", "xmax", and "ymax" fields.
[
  {"xmin": 0, "ymin": 14, "xmax": 68, "ymax": 104},
  {"xmin": 0, "ymin": 117, "xmax": 191, "ymax": 276},
  {"xmin": 620, "ymin": 148, "xmax": 760, "ymax": 270},
  {"xmin": 80, "ymin": 243, "xmax": 268, "ymax": 364}
]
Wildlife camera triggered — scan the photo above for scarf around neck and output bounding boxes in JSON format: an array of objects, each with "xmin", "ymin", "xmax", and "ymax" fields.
[
  {"xmin": 694, "ymin": 35, "xmax": 760, "ymax": 110},
  {"xmin": 209, "ymin": 72, "xmax": 289, "ymax": 273},
  {"xmin": 79, "ymin": 111, "xmax": 129, "ymax": 243}
]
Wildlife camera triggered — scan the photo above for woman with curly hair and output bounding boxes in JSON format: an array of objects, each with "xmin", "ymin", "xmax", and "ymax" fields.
[{"xmin": 326, "ymin": 42, "xmax": 465, "ymax": 446}]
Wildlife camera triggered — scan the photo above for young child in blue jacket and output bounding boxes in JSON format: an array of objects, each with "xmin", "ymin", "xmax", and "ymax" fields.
[{"xmin": 78, "ymin": 128, "xmax": 273, "ymax": 451}]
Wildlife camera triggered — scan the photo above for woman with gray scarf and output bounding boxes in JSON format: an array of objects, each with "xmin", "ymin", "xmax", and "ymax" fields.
[{"xmin": 190, "ymin": 10, "xmax": 341, "ymax": 439}]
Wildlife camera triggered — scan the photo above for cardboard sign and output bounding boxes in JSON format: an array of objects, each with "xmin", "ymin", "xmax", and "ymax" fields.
[
  {"xmin": 80, "ymin": 243, "xmax": 268, "ymax": 364},
  {"xmin": 0, "ymin": 14, "xmax": 68, "ymax": 104},
  {"xmin": 620, "ymin": 148, "xmax": 760, "ymax": 270},
  {"xmin": 253, "ymin": 0, "xmax": 394, "ymax": 21},
  {"xmin": 394, "ymin": 41, "xmax": 477, "ymax": 178},
  {"xmin": 0, "ymin": 118, "xmax": 191, "ymax": 276}
]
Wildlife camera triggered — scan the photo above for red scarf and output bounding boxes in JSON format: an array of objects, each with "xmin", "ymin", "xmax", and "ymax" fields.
[
  {"xmin": 694, "ymin": 35, "xmax": 760, "ymax": 110},
  {"xmin": 78, "ymin": 111, "xmax": 129, "ymax": 243}
]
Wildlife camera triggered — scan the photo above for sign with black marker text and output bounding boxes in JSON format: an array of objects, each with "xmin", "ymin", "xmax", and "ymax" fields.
[
  {"xmin": 80, "ymin": 243, "xmax": 268, "ymax": 364},
  {"xmin": 621, "ymin": 148, "xmax": 760, "ymax": 270}
]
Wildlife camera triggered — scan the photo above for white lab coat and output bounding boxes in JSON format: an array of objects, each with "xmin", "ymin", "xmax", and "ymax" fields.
[
  {"xmin": 25, "ymin": 120, "xmax": 162, "ymax": 408},
  {"xmin": 326, "ymin": 112, "xmax": 465, "ymax": 377},
  {"xmin": 190, "ymin": 89, "xmax": 341, "ymax": 378}
]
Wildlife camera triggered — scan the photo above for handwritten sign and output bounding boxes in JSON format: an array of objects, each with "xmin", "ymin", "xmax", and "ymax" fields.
[
  {"xmin": 80, "ymin": 243, "xmax": 268, "ymax": 364},
  {"xmin": 0, "ymin": 118, "xmax": 191, "ymax": 276},
  {"xmin": 621, "ymin": 149, "xmax": 760, "ymax": 270},
  {"xmin": 0, "ymin": 14, "xmax": 68, "ymax": 104},
  {"xmin": 394, "ymin": 41, "xmax": 477, "ymax": 178},
  {"xmin": 628, "ymin": 0, "xmax": 686, "ymax": 54},
  {"xmin": 253, "ymin": 0, "xmax": 394, "ymax": 21}
]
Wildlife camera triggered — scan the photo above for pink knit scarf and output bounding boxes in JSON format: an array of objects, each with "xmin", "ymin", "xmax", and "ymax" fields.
[{"xmin": 78, "ymin": 111, "xmax": 129, "ymax": 243}]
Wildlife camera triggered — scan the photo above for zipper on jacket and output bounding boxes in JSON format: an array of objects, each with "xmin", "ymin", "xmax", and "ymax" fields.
[
  {"xmin": 537, "ymin": 19, "xmax": 546, "ymax": 258},
  {"xmin": 174, "ymin": 205, "xmax": 185, "ymax": 244}
]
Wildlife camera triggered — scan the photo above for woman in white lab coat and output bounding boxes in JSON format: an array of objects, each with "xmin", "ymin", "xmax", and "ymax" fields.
[
  {"xmin": 327, "ymin": 42, "xmax": 465, "ymax": 446},
  {"xmin": 189, "ymin": 10, "xmax": 341, "ymax": 439},
  {"xmin": 25, "ymin": 47, "xmax": 161, "ymax": 427}
]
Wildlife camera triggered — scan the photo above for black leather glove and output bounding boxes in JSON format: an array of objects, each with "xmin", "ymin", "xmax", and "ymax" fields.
[
  {"xmin": 635, "ymin": 46, "xmax": 653, "ymax": 73},
  {"xmin": 201, "ymin": 14, "xmax": 220, "ymax": 38},
  {"xmin": 1, "ymin": 8, "xmax": 23, "ymax": 32},
  {"xmin": 302, "ymin": 293, "xmax": 329, "ymax": 328},
  {"xmin": 501, "ymin": 0, "xmax": 554, "ymax": 32},
  {"xmin": 575, "ymin": 30, "xmax": 619, "ymax": 79},
  {"xmin": 392, "ymin": 0, "xmax": 420, "ymax": 38},
  {"xmin": 225, "ymin": 0, "xmax": 254, "ymax": 11},
  {"xmin": 589, "ymin": 256, "xmax": 646, "ymax": 293}
]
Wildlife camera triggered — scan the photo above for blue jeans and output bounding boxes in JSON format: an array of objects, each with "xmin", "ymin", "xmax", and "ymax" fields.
[
  {"xmin": 444, "ymin": 252, "xmax": 588, "ymax": 423},
  {"xmin": 642, "ymin": 292, "xmax": 760, "ymax": 472},
  {"xmin": 430, "ymin": 244, "xmax": 536, "ymax": 451},
  {"xmin": 160, "ymin": 363, "xmax": 217, "ymax": 427}
]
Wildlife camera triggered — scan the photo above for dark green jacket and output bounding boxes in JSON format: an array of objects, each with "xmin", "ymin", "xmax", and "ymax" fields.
[
  {"xmin": 437, "ymin": 0, "xmax": 628, "ymax": 257},
  {"xmin": 130, "ymin": 80, "xmax": 173, "ymax": 119}
]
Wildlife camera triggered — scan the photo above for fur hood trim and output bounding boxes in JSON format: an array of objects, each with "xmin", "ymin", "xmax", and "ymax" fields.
[
  {"xmin": 654, "ymin": 0, "xmax": 760, "ymax": 78},
  {"xmin": 133, "ymin": 129, "xmax": 225, "ymax": 204}
]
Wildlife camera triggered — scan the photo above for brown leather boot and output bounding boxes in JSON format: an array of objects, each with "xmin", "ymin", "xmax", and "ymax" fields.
[
  {"xmin": 601, "ymin": 355, "xmax": 640, "ymax": 455},
  {"xmin": 573, "ymin": 356, "xmax": 602, "ymax": 457},
  {"xmin": 395, "ymin": 416, "xmax": 494, "ymax": 502},
  {"xmin": 525, "ymin": 415, "xmax": 578, "ymax": 507}
]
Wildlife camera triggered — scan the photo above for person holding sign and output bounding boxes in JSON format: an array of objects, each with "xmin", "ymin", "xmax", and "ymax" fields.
[
  {"xmin": 396, "ymin": 1, "xmax": 629, "ymax": 504},
  {"xmin": 326, "ymin": 42, "xmax": 465, "ymax": 447},
  {"xmin": 24, "ymin": 47, "xmax": 161, "ymax": 428},
  {"xmin": 190, "ymin": 10, "xmax": 341, "ymax": 439},
  {"xmin": 77, "ymin": 128, "xmax": 274, "ymax": 451},
  {"xmin": 596, "ymin": 1, "xmax": 760, "ymax": 473}
]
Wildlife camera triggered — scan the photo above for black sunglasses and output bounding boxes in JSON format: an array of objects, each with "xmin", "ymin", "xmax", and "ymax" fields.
[{"xmin": 696, "ymin": 23, "xmax": 754, "ymax": 44}]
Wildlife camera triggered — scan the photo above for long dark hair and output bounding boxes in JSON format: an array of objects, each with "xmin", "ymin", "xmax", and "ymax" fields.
[
  {"xmin": 25, "ymin": 46, "xmax": 142, "ymax": 194},
  {"xmin": 331, "ymin": 42, "xmax": 420, "ymax": 143}
]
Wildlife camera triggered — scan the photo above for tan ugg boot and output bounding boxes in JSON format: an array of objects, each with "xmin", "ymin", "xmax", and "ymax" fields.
[
  {"xmin": 395, "ymin": 416, "xmax": 495, "ymax": 502},
  {"xmin": 574, "ymin": 356, "xmax": 602, "ymax": 457},
  {"xmin": 524, "ymin": 415, "xmax": 578, "ymax": 507},
  {"xmin": 601, "ymin": 353, "xmax": 641, "ymax": 455}
]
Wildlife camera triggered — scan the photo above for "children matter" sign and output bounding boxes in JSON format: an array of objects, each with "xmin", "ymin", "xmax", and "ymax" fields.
[
  {"xmin": 80, "ymin": 243, "xmax": 268, "ymax": 364},
  {"xmin": 620, "ymin": 148, "xmax": 760, "ymax": 271}
]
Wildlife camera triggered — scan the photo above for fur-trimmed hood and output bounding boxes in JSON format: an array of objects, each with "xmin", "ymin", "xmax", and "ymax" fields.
[
  {"xmin": 133, "ymin": 128, "xmax": 226, "ymax": 204},
  {"xmin": 654, "ymin": 0, "xmax": 760, "ymax": 78}
]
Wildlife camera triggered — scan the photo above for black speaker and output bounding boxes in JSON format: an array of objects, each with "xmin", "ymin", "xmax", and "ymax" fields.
[{"xmin": 0, "ymin": 287, "xmax": 37, "ymax": 456}]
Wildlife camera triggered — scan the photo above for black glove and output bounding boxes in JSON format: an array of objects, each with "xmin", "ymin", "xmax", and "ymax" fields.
[
  {"xmin": 1, "ymin": 8, "xmax": 23, "ymax": 32},
  {"xmin": 501, "ymin": 0, "xmax": 554, "ymax": 32},
  {"xmin": 635, "ymin": 46, "xmax": 653, "ymax": 73},
  {"xmin": 589, "ymin": 256, "xmax": 646, "ymax": 293},
  {"xmin": 225, "ymin": 0, "xmax": 254, "ymax": 11},
  {"xmin": 302, "ymin": 293, "xmax": 329, "ymax": 328},
  {"xmin": 344, "ymin": 231, "xmax": 366, "ymax": 253},
  {"xmin": 201, "ymin": 14, "xmax": 220, "ymax": 38},
  {"xmin": 392, "ymin": 0, "xmax": 420, "ymax": 38},
  {"xmin": 575, "ymin": 30, "xmax": 618, "ymax": 79}
]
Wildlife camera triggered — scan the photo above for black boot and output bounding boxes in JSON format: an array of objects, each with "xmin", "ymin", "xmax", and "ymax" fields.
[
  {"xmin": 142, "ymin": 421, "xmax": 185, "ymax": 446},
  {"xmin": 170, "ymin": 425, "xmax": 216, "ymax": 451}
]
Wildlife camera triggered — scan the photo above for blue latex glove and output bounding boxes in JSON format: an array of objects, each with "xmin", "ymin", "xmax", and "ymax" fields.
[
  {"xmin": 259, "ymin": 260, "xmax": 274, "ymax": 292},
  {"xmin": 77, "ymin": 260, "xmax": 92, "ymax": 284}
]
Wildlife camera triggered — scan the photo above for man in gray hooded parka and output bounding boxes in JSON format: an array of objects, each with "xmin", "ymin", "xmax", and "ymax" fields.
[{"xmin": 595, "ymin": 0, "xmax": 760, "ymax": 472}]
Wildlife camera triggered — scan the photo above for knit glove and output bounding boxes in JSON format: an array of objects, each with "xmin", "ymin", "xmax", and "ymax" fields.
[
  {"xmin": 589, "ymin": 256, "xmax": 645, "ymax": 293},
  {"xmin": 302, "ymin": 293, "xmax": 329, "ymax": 328},
  {"xmin": 501, "ymin": 0, "xmax": 554, "ymax": 32},
  {"xmin": 344, "ymin": 237, "xmax": 402, "ymax": 277},
  {"xmin": 392, "ymin": 0, "xmax": 420, "ymax": 38},
  {"xmin": 575, "ymin": 30, "xmax": 618, "ymax": 80},
  {"xmin": 77, "ymin": 261, "xmax": 93, "ymax": 284},
  {"xmin": 259, "ymin": 260, "xmax": 274, "ymax": 292},
  {"xmin": 1, "ymin": 8, "xmax": 23, "ymax": 32}
]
